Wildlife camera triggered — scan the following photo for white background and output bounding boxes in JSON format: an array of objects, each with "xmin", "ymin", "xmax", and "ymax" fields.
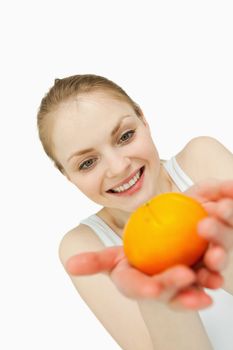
[{"xmin": 1, "ymin": 0, "xmax": 233, "ymax": 349}]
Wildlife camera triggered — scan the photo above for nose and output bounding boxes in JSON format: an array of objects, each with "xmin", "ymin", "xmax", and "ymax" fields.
[{"xmin": 105, "ymin": 151, "xmax": 131, "ymax": 178}]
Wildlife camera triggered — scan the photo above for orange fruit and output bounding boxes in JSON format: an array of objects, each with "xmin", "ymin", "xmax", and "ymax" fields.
[{"xmin": 123, "ymin": 192, "xmax": 209, "ymax": 275}]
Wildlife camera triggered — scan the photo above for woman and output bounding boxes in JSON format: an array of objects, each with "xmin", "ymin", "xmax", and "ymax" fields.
[{"xmin": 37, "ymin": 74, "xmax": 233, "ymax": 349}]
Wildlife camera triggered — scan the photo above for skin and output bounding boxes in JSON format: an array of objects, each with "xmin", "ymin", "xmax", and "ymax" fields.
[{"xmin": 52, "ymin": 91, "xmax": 233, "ymax": 310}]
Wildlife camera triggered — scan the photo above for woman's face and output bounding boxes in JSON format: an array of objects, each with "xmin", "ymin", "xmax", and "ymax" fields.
[{"xmin": 52, "ymin": 91, "xmax": 161, "ymax": 212}]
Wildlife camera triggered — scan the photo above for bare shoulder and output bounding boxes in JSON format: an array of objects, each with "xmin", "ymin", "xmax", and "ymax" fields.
[
  {"xmin": 58, "ymin": 223, "xmax": 105, "ymax": 266},
  {"xmin": 175, "ymin": 136, "xmax": 233, "ymax": 182}
]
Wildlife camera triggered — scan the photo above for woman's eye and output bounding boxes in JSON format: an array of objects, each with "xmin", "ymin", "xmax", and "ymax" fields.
[
  {"xmin": 79, "ymin": 158, "xmax": 96, "ymax": 170},
  {"xmin": 78, "ymin": 130, "xmax": 135, "ymax": 171},
  {"xmin": 119, "ymin": 130, "xmax": 135, "ymax": 143}
]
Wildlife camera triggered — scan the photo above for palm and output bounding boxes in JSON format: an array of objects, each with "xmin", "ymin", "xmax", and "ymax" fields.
[{"xmin": 66, "ymin": 244, "xmax": 221, "ymax": 310}]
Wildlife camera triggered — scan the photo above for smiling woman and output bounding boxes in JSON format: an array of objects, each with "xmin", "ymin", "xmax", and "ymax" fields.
[
  {"xmin": 37, "ymin": 74, "xmax": 233, "ymax": 350},
  {"xmin": 38, "ymin": 77, "xmax": 164, "ymax": 214}
]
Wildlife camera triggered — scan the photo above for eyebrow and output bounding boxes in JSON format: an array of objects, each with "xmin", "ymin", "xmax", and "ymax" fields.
[{"xmin": 67, "ymin": 114, "xmax": 133, "ymax": 162}]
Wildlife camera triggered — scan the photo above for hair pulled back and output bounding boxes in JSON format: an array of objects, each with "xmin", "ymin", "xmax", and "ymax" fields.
[{"xmin": 37, "ymin": 74, "xmax": 142, "ymax": 172}]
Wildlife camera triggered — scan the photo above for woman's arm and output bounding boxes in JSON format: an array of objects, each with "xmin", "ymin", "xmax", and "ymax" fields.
[
  {"xmin": 138, "ymin": 301, "xmax": 213, "ymax": 350},
  {"xmin": 59, "ymin": 226, "xmax": 154, "ymax": 350},
  {"xmin": 62, "ymin": 226, "xmax": 213, "ymax": 350}
]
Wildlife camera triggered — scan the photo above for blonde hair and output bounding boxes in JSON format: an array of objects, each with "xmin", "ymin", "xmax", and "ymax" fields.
[{"xmin": 37, "ymin": 74, "xmax": 143, "ymax": 173}]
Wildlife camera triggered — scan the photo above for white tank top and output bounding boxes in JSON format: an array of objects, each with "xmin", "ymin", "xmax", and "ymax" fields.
[{"xmin": 79, "ymin": 156, "xmax": 233, "ymax": 350}]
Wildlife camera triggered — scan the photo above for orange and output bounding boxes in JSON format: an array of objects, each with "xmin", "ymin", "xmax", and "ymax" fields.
[{"xmin": 123, "ymin": 192, "xmax": 209, "ymax": 275}]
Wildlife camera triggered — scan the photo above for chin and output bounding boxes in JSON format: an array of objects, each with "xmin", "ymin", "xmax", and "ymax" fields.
[{"xmin": 123, "ymin": 194, "xmax": 154, "ymax": 213}]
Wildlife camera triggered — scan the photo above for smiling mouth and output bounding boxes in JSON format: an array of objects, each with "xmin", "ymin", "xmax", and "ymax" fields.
[{"xmin": 107, "ymin": 166, "xmax": 145, "ymax": 193}]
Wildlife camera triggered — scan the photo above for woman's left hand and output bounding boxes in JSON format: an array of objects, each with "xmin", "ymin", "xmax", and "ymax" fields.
[{"xmin": 185, "ymin": 179, "xmax": 233, "ymax": 288}]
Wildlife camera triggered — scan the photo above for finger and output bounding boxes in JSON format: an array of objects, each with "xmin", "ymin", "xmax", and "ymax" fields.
[
  {"xmin": 147, "ymin": 265, "xmax": 197, "ymax": 301},
  {"xmin": 201, "ymin": 201, "xmax": 218, "ymax": 216},
  {"xmin": 202, "ymin": 243, "xmax": 229, "ymax": 271},
  {"xmin": 218, "ymin": 180, "xmax": 233, "ymax": 198},
  {"xmin": 198, "ymin": 217, "xmax": 233, "ymax": 251},
  {"xmin": 112, "ymin": 263, "xmax": 196, "ymax": 300},
  {"xmin": 196, "ymin": 267, "xmax": 224, "ymax": 289},
  {"xmin": 151, "ymin": 265, "xmax": 197, "ymax": 302},
  {"xmin": 196, "ymin": 179, "xmax": 233, "ymax": 201},
  {"xmin": 217, "ymin": 198, "xmax": 233, "ymax": 226},
  {"xmin": 203, "ymin": 199, "xmax": 233, "ymax": 226},
  {"xmin": 169, "ymin": 286, "xmax": 213, "ymax": 311},
  {"xmin": 111, "ymin": 260, "xmax": 162, "ymax": 298},
  {"xmin": 170, "ymin": 285, "xmax": 213, "ymax": 311},
  {"xmin": 185, "ymin": 178, "xmax": 220, "ymax": 203},
  {"xmin": 185, "ymin": 179, "xmax": 233, "ymax": 202},
  {"xmin": 66, "ymin": 246, "xmax": 124, "ymax": 275}
]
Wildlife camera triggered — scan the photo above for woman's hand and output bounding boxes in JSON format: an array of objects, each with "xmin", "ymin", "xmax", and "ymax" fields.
[
  {"xmin": 185, "ymin": 179, "xmax": 233, "ymax": 286},
  {"xmin": 66, "ymin": 244, "xmax": 219, "ymax": 311}
]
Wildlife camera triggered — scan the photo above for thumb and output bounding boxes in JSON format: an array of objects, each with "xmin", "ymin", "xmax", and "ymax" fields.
[
  {"xmin": 184, "ymin": 179, "xmax": 221, "ymax": 215},
  {"xmin": 65, "ymin": 246, "xmax": 125, "ymax": 276},
  {"xmin": 184, "ymin": 178, "xmax": 221, "ymax": 202}
]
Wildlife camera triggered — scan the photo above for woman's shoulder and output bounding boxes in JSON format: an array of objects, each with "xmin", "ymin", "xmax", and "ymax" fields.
[
  {"xmin": 58, "ymin": 223, "xmax": 105, "ymax": 267},
  {"xmin": 175, "ymin": 136, "xmax": 232, "ymax": 182}
]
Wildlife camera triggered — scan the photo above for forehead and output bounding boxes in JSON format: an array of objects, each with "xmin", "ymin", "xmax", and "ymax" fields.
[{"xmin": 52, "ymin": 91, "xmax": 137, "ymax": 163}]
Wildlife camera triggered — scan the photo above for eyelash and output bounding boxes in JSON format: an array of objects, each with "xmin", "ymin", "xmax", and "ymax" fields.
[{"xmin": 78, "ymin": 129, "xmax": 136, "ymax": 171}]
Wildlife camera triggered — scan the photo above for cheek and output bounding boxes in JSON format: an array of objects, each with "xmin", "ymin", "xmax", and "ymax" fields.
[
  {"xmin": 73, "ymin": 175, "xmax": 102, "ymax": 197},
  {"xmin": 134, "ymin": 132, "xmax": 158, "ymax": 158}
]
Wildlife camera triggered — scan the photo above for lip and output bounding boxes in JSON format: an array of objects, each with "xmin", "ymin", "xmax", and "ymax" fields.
[
  {"xmin": 107, "ymin": 166, "xmax": 143, "ymax": 192},
  {"xmin": 106, "ymin": 166, "xmax": 145, "ymax": 196}
]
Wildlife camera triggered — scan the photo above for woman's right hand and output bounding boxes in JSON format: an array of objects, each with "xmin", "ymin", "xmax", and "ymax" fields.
[{"xmin": 65, "ymin": 246, "xmax": 223, "ymax": 311}]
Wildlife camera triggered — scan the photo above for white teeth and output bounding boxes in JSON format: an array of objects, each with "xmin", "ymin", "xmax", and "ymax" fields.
[{"xmin": 111, "ymin": 169, "xmax": 142, "ymax": 193}]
